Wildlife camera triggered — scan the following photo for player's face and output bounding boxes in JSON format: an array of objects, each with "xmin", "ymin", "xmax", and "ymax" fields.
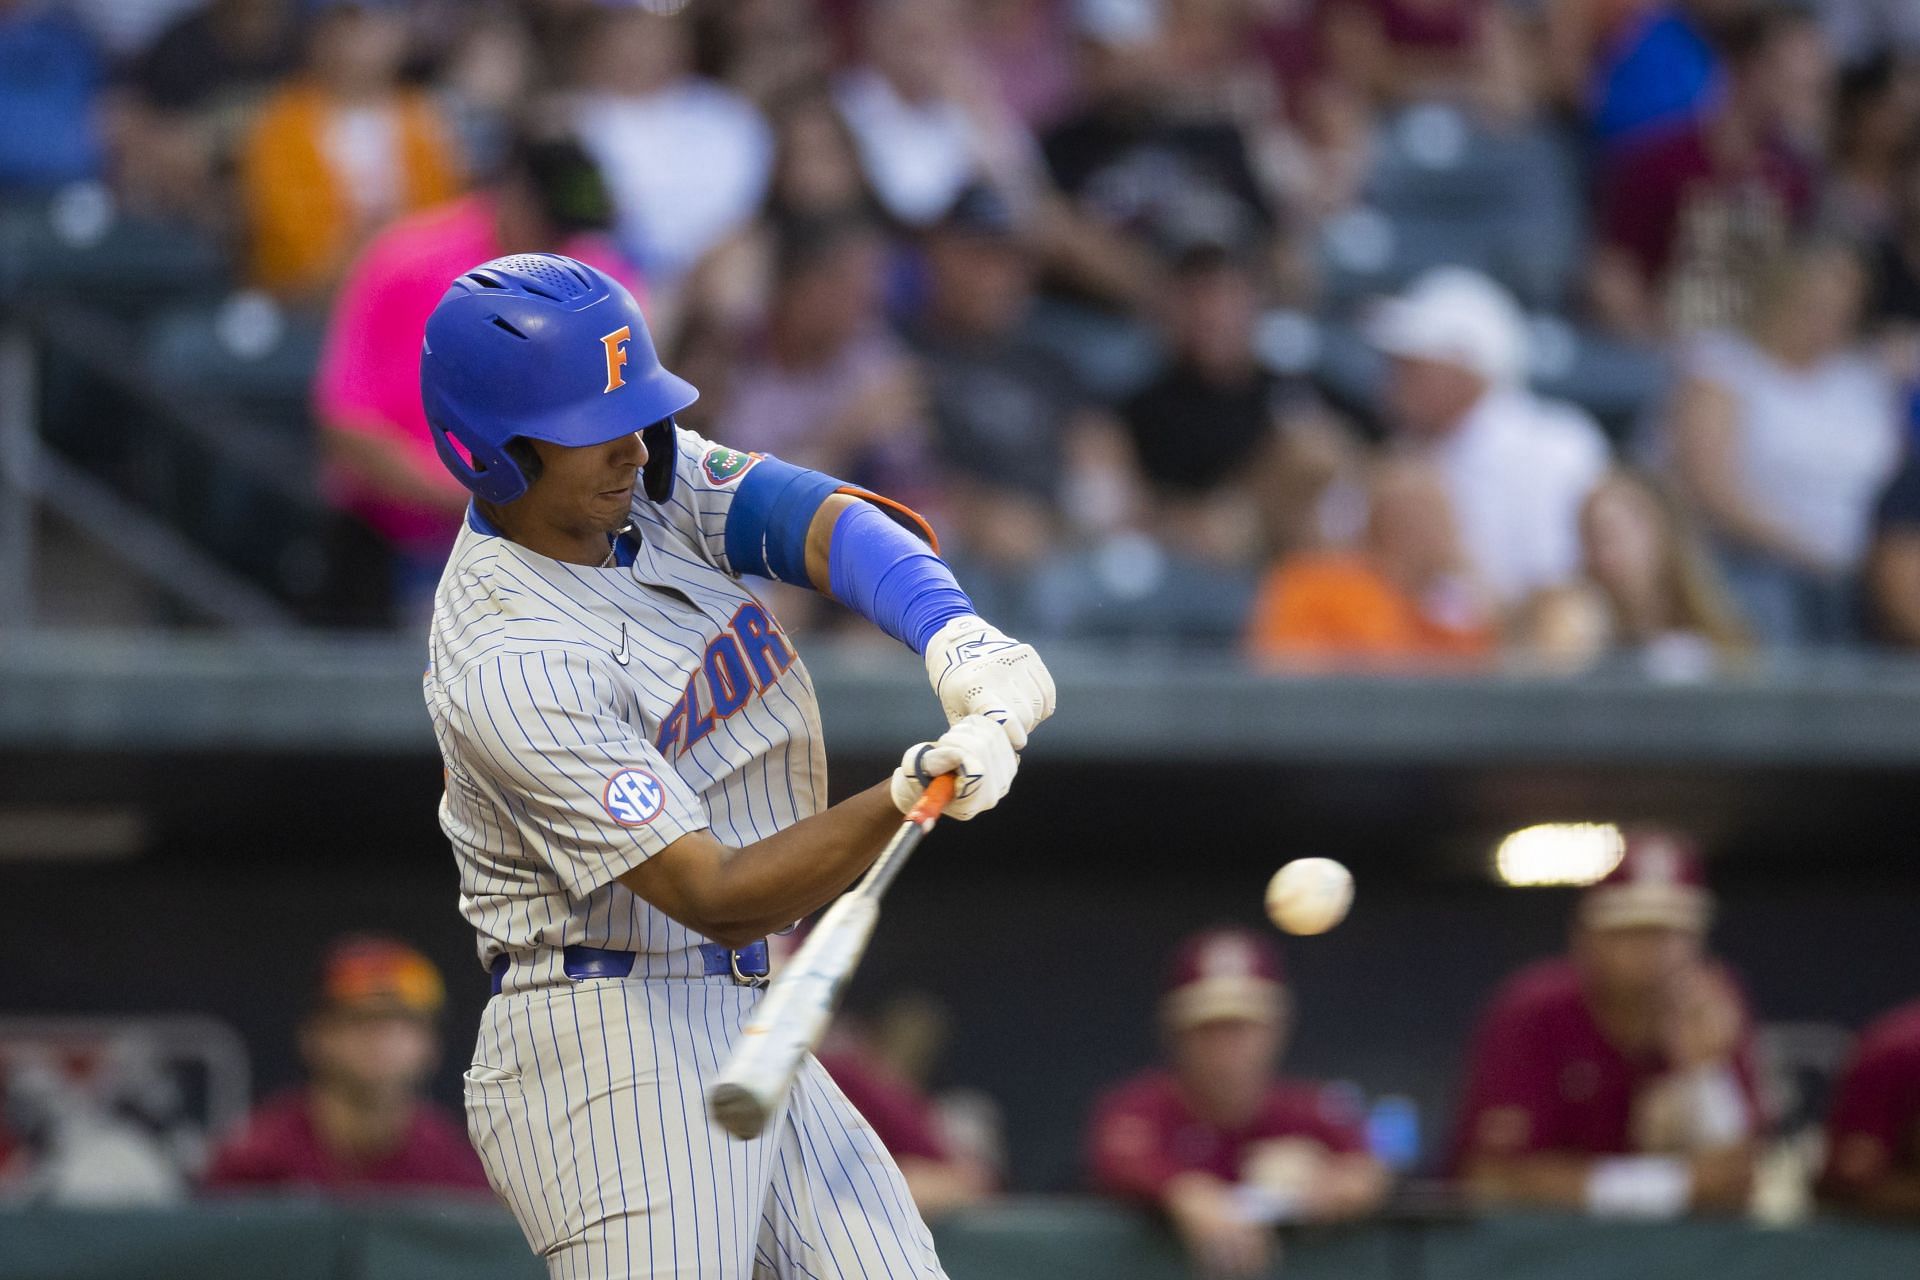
[
  {"xmin": 1172, "ymin": 1016, "xmax": 1283, "ymax": 1116},
  {"xmin": 524, "ymin": 431, "xmax": 649, "ymax": 536},
  {"xmin": 1576, "ymin": 924, "xmax": 1702, "ymax": 1004},
  {"xmin": 303, "ymin": 1009, "xmax": 438, "ymax": 1102},
  {"xmin": 1386, "ymin": 355, "xmax": 1487, "ymax": 437}
]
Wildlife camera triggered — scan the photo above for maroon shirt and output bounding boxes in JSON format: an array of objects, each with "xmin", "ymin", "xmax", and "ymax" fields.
[
  {"xmin": 1449, "ymin": 959, "xmax": 1763, "ymax": 1172},
  {"xmin": 817, "ymin": 1049, "xmax": 951, "ymax": 1164},
  {"xmin": 203, "ymin": 1088, "xmax": 490, "ymax": 1195},
  {"xmin": 1597, "ymin": 119, "xmax": 1814, "ymax": 282},
  {"xmin": 1088, "ymin": 1069, "xmax": 1367, "ymax": 1203},
  {"xmin": 1822, "ymin": 1000, "xmax": 1920, "ymax": 1199},
  {"xmin": 1363, "ymin": 0, "xmax": 1483, "ymax": 50}
]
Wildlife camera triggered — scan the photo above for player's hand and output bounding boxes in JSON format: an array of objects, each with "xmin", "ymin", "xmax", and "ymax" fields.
[
  {"xmin": 1164, "ymin": 1173, "xmax": 1274, "ymax": 1277},
  {"xmin": 1663, "ymin": 964, "xmax": 1743, "ymax": 1070},
  {"xmin": 923, "ymin": 615, "xmax": 1056, "ymax": 750},
  {"xmin": 890, "ymin": 715, "xmax": 1017, "ymax": 821}
]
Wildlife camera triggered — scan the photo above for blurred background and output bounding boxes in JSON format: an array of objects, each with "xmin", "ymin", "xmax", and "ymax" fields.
[{"xmin": 3, "ymin": 0, "xmax": 1920, "ymax": 1276}]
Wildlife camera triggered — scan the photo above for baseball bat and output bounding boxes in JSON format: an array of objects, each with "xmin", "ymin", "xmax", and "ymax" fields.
[{"xmin": 708, "ymin": 773, "xmax": 957, "ymax": 1140}]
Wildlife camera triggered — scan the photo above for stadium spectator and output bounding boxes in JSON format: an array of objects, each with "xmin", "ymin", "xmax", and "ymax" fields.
[
  {"xmin": 1122, "ymin": 244, "xmax": 1325, "ymax": 567},
  {"xmin": 1823, "ymin": 51, "xmax": 1920, "ymax": 241},
  {"xmin": 1320, "ymin": 0, "xmax": 1532, "ymax": 119},
  {"xmin": 1043, "ymin": 0, "xmax": 1273, "ymax": 273},
  {"xmin": 314, "ymin": 126, "xmax": 631, "ymax": 617},
  {"xmin": 571, "ymin": 5, "xmax": 772, "ymax": 287},
  {"xmin": 0, "ymin": 1, "xmax": 106, "ymax": 191},
  {"xmin": 707, "ymin": 0, "xmax": 835, "ymax": 108},
  {"xmin": 1088, "ymin": 928, "xmax": 1388, "ymax": 1277},
  {"xmin": 675, "ymin": 86, "xmax": 884, "ymax": 353},
  {"xmin": 1518, "ymin": 471, "xmax": 1750, "ymax": 675},
  {"xmin": 1820, "ymin": 997, "xmax": 1920, "ymax": 1217},
  {"xmin": 1246, "ymin": 456, "xmax": 1494, "ymax": 667},
  {"xmin": 907, "ymin": 184, "xmax": 1134, "ymax": 590},
  {"xmin": 1590, "ymin": 5, "xmax": 1828, "ymax": 338},
  {"xmin": 1577, "ymin": 0, "xmax": 1738, "ymax": 146},
  {"xmin": 1865, "ymin": 132, "xmax": 1920, "ymax": 332},
  {"xmin": 111, "ymin": 0, "xmax": 298, "ymax": 226},
  {"xmin": 968, "ymin": 0, "xmax": 1078, "ymax": 129},
  {"xmin": 433, "ymin": 13, "xmax": 539, "ymax": 180},
  {"xmin": 1664, "ymin": 241, "xmax": 1902, "ymax": 646},
  {"xmin": 238, "ymin": 0, "xmax": 462, "ymax": 299},
  {"xmin": 1368, "ymin": 267, "xmax": 1613, "ymax": 613},
  {"xmin": 203, "ymin": 936, "xmax": 488, "ymax": 1195},
  {"xmin": 834, "ymin": 0, "xmax": 1037, "ymax": 227},
  {"xmin": 1451, "ymin": 829, "xmax": 1766, "ymax": 1217},
  {"xmin": 130, "ymin": 0, "xmax": 299, "ymax": 117},
  {"xmin": 1868, "ymin": 455, "xmax": 1920, "ymax": 647},
  {"xmin": 714, "ymin": 214, "xmax": 935, "ymax": 506}
]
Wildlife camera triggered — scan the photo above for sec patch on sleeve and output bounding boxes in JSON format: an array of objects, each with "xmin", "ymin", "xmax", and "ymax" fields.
[
  {"xmin": 602, "ymin": 768, "xmax": 667, "ymax": 827},
  {"xmin": 702, "ymin": 446, "xmax": 761, "ymax": 486}
]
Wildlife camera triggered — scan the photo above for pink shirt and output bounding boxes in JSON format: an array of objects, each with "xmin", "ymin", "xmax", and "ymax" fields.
[
  {"xmin": 202, "ymin": 1088, "xmax": 491, "ymax": 1195},
  {"xmin": 1088, "ymin": 1069, "xmax": 1367, "ymax": 1203},
  {"xmin": 313, "ymin": 194, "xmax": 640, "ymax": 548}
]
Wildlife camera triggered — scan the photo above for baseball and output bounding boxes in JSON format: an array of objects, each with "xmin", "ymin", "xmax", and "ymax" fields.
[{"xmin": 1265, "ymin": 858, "xmax": 1354, "ymax": 935}]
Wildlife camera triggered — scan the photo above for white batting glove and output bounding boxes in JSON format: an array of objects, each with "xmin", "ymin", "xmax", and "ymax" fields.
[
  {"xmin": 890, "ymin": 715, "xmax": 1018, "ymax": 821},
  {"xmin": 923, "ymin": 615, "xmax": 1057, "ymax": 750}
]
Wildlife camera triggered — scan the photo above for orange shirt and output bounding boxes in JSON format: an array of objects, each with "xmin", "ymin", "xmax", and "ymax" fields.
[
  {"xmin": 239, "ymin": 82, "xmax": 461, "ymax": 297},
  {"xmin": 1246, "ymin": 551, "xmax": 1493, "ymax": 665}
]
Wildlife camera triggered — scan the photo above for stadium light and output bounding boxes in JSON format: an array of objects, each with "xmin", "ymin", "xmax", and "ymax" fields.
[{"xmin": 1494, "ymin": 823, "xmax": 1625, "ymax": 888}]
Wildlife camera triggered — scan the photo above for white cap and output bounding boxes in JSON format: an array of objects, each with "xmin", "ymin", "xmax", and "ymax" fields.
[{"xmin": 1365, "ymin": 267, "xmax": 1528, "ymax": 386}]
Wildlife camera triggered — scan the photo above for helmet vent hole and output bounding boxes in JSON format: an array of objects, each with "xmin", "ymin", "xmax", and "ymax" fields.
[
  {"xmin": 488, "ymin": 315, "xmax": 529, "ymax": 339},
  {"xmin": 467, "ymin": 271, "xmax": 504, "ymax": 290}
]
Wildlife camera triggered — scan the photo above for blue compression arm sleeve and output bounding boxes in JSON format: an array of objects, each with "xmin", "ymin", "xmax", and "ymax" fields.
[
  {"xmin": 827, "ymin": 501, "xmax": 976, "ymax": 654},
  {"xmin": 724, "ymin": 456, "xmax": 842, "ymax": 586}
]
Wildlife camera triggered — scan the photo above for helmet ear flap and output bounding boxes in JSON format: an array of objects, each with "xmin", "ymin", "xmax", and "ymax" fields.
[
  {"xmin": 641, "ymin": 417, "xmax": 677, "ymax": 504},
  {"xmin": 429, "ymin": 415, "xmax": 529, "ymax": 505}
]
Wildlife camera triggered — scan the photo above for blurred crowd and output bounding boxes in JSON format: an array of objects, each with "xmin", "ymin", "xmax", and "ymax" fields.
[
  {"xmin": 6, "ymin": 838, "xmax": 1920, "ymax": 1277},
  {"xmin": 7, "ymin": 0, "xmax": 1920, "ymax": 665}
]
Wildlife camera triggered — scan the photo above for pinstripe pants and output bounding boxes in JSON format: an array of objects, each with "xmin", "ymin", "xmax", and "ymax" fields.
[{"xmin": 464, "ymin": 976, "xmax": 948, "ymax": 1279}]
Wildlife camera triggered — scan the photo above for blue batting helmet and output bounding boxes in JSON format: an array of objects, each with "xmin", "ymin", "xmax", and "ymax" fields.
[{"xmin": 420, "ymin": 253, "xmax": 697, "ymax": 505}]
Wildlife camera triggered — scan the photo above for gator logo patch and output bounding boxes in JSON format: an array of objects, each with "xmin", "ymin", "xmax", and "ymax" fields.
[{"xmin": 702, "ymin": 447, "xmax": 761, "ymax": 485}]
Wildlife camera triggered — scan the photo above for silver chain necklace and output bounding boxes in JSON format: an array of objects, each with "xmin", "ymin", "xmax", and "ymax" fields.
[{"xmin": 600, "ymin": 523, "xmax": 633, "ymax": 568}]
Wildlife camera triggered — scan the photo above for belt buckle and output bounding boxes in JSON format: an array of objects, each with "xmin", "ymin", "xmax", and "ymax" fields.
[{"xmin": 728, "ymin": 948, "xmax": 769, "ymax": 989}]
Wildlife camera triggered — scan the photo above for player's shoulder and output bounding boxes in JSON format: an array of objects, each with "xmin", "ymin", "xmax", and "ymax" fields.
[
  {"xmin": 1259, "ymin": 1074, "xmax": 1367, "ymax": 1143},
  {"xmin": 1483, "ymin": 957, "xmax": 1586, "ymax": 1023},
  {"xmin": 1091, "ymin": 1069, "xmax": 1183, "ymax": 1119},
  {"xmin": 1857, "ymin": 1000, "xmax": 1920, "ymax": 1060},
  {"xmin": 429, "ymin": 527, "xmax": 609, "ymax": 676}
]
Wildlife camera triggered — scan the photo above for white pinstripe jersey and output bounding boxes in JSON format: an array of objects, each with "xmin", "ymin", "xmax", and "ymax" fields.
[{"xmin": 425, "ymin": 427, "xmax": 827, "ymax": 978}]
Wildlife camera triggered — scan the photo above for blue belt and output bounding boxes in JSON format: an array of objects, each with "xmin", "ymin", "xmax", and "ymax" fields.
[{"xmin": 490, "ymin": 942, "xmax": 768, "ymax": 995}]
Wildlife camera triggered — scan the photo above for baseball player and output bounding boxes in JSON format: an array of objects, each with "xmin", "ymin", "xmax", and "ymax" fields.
[{"xmin": 418, "ymin": 253, "xmax": 1053, "ymax": 1279}]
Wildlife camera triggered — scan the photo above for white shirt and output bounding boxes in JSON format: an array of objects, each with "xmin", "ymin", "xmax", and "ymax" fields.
[
  {"xmin": 425, "ymin": 429, "xmax": 826, "ymax": 977},
  {"xmin": 834, "ymin": 68, "xmax": 981, "ymax": 226},
  {"xmin": 1420, "ymin": 386, "xmax": 1612, "ymax": 605},
  {"xmin": 576, "ymin": 80, "xmax": 773, "ymax": 283},
  {"xmin": 1683, "ymin": 331, "xmax": 1902, "ymax": 570}
]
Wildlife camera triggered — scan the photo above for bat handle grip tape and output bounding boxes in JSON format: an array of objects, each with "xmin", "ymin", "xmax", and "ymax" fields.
[{"xmin": 907, "ymin": 773, "xmax": 956, "ymax": 825}]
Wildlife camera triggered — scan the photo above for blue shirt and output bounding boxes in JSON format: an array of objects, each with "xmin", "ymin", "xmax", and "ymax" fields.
[
  {"xmin": 0, "ymin": 8, "xmax": 104, "ymax": 189},
  {"xmin": 1588, "ymin": 8, "xmax": 1723, "ymax": 147}
]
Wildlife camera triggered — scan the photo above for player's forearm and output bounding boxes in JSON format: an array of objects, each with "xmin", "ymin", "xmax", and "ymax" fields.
[
  {"xmin": 1825, "ymin": 1172, "xmax": 1920, "ymax": 1218},
  {"xmin": 1460, "ymin": 1153, "xmax": 1596, "ymax": 1210},
  {"xmin": 620, "ymin": 784, "xmax": 905, "ymax": 949}
]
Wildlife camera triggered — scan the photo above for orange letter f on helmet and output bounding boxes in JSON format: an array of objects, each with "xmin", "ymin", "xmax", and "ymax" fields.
[{"xmin": 601, "ymin": 325, "xmax": 632, "ymax": 393}]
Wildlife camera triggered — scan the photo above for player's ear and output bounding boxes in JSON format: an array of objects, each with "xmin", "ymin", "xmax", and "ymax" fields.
[{"xmin": 504, "ymin": 438, "xmax": 544, "ymax": 488}]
